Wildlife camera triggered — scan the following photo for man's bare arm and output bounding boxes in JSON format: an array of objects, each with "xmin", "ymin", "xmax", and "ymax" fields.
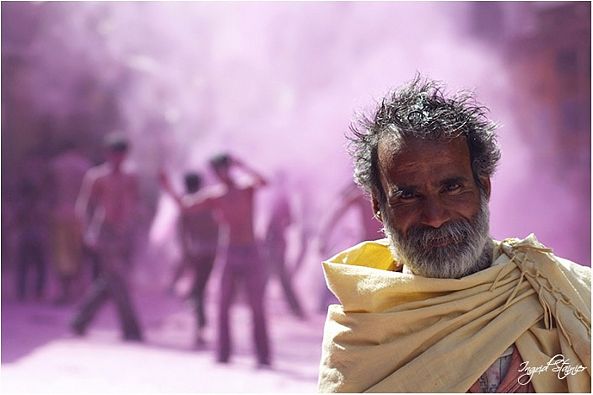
[
  {"xmin": 159, "ymin": 170, "xmax": 185, "ymax": 207},
  {"xmin": 159, "ymin": 170, "xmax": 217, "ymax": 213},
  {"xmin": 231, "ymin": 157, "xmax": 268, "ymax": 188},
  {"xmin": 319, "ymin": 190, "xmax": 359, "ymax": 254}
]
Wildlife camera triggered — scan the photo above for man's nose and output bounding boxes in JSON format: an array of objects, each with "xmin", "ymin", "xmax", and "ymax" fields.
[{"xmin": 420, "ymin": 197, "xmax": 451, "ymax": 228}]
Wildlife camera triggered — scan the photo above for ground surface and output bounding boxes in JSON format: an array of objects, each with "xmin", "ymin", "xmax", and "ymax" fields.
[{"xmin": 1, "ymin": 282, "xmax": 327, "ymax": 394}]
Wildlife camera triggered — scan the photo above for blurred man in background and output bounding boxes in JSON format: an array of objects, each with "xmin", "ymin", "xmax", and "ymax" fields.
[
  {"xmin": 70, "ymin": 133, "xmax": 143, "ymax": 341},
  {"xmin": 263, "ymin": 173, "xmax": 306, "ymax": 319},
  {"xmin": 160, "ymin": 171, "xmax": 221, "ymax": 348},
  {"xmin": 14, "ymin": 180, "xmax": 48, "ymax": 302},
  {"xmin": 161, "ymin": 153, "xmax": 271, "ymax": 366},
  {"xmin": 13, "ymin": 151, "xmax": 51, "ymax": 302},
  {"xmin": 319, "ymin": 181, "xmax": 383, "ymax": 255},
  {"xmin": 317, "ymin": 181, "xmax": 384, "ymax": 312}
]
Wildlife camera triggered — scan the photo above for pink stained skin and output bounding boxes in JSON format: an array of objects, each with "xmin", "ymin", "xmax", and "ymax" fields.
[
  {"xmin": 162, "ymin": 156, "xmax": 268, "ymax": 246},
  {"xmin": 77, "ymin": 153, "xmax": 139, "ymax": 237}
]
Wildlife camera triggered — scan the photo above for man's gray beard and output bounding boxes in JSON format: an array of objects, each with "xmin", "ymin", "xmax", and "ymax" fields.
[{"xmin": 383, "ymin": 196, "xmax": 493, "ymax": 279}]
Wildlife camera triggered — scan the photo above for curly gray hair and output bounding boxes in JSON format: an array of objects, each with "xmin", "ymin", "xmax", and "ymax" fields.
[{"xmin": 347, "ymin": 75, "xmax": 501, "ymax": 203}]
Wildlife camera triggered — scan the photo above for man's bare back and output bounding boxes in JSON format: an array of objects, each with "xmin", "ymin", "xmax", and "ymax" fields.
[
  {"xmin": 177, "ymin": 156, "xmax": 266, "ymax": 247},
  {"xmin": 180, "ymin": 183, "xmax": 258, "ymax": 247},
  {"xmin": 160, "ymin": 155, "xmax": 266, "ymax": 248},
  {"xmin": 179, "ymin": 191, "xmax": 220, "ymax": 251},
  {"xmin": 212, "ymin": 184, "xmax": 258, "ymax": 245}
]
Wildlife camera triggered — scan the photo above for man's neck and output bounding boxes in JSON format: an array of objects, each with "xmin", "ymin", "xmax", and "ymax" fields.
[{"xmin": 108, "ymin": 163, "xmax": 123, "ymax": 174}]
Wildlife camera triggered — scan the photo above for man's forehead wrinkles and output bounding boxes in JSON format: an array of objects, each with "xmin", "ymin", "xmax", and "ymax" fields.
[
  {"xmin": 383, "ymin": 168, "xmax": 470, "ymax": 193},
  {"xmin": 382, "ymin": 159, "xmax": 466, "ymax": 178}
]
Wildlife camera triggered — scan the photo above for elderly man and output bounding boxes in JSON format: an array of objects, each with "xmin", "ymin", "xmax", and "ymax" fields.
[{"xmin": 318, "ymin": 77, "xmax": 590, "ymax": 393}]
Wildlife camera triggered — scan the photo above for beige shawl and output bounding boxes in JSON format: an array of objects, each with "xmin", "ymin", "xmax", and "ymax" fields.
[{"xmin": 318, "ymin": 235, "xmax": 590, "ymax": 392}]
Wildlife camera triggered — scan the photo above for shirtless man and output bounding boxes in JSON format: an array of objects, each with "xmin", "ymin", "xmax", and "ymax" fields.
[
  {"xmin": 320, "ymin": 182, "xmax": 383, "ymax": 255},
  {"xmin": 162, "ymin": 154, "xmax": 270, "ymax": 366},
  {"xmin": 161, "ymin": 171, "xmax": 220, "ymax": 347},
  {"xmin": 263, "ymin": 175, "xmax": 305, "ymax": 319},
  {"xmin": 70, "ymin": 133, "xmax": 143, "ymax": 341},
  {"xmin": 318, "ymin": 182, "xmax": 383, "ymax": 312}
]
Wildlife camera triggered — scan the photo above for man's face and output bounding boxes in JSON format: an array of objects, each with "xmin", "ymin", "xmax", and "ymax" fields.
[
  {"xmin": 107, "ymin": 149, "xmax": 127, "ymax": 168},
  {"xmin": 372, "ymin": 136, "xmax": 492, "ymax": 278}
]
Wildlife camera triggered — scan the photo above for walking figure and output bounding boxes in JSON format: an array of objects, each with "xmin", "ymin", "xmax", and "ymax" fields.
[{"xmin": 70, "ymin": 133, "xmax": 143, "ymax": 341}]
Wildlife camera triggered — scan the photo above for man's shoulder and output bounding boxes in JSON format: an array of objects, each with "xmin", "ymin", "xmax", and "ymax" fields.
[
  {"xmin": 553, "ymin": 255, "xmax": 591, "ymax": 291},
  {"xmin": 234, "ymin": 180, "xmax": 258, "ymax": 193},
  {"xmin": 502, "ymin": 233, "xmax": 590, "ymax": 286},
  {"xmin": 206, "ymin": 184, "xmax": 227, "ymax": 198},
  {"xmin": 85, "ymin": 164, "xmax": 109, "ymax": 181},
  {"xmin": 190, "ymin": 185, "xmax": 226, "ymax": 203},
  {"xmin": 502, "ymin": 234, "xmax": 588, "ymax": 266},
  {"xmin": 182, "ymin": 189, "xmax": 216, "ymax": 205}
]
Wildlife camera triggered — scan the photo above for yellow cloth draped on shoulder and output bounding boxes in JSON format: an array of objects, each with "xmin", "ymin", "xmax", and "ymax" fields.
[{"xmin": 318, "ymin": 234, "xmax": 591, "ymax": 393}]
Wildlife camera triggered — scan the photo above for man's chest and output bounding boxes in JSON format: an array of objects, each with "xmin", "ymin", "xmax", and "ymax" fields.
[{"xmin": 96, "ymin": 175, "xmax": 134, "ymax": 199}]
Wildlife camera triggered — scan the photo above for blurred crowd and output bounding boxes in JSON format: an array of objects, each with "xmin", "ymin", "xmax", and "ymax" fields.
[{"xmin": 2, "ymin": 131, "xmax": 382, "ymax": 367}]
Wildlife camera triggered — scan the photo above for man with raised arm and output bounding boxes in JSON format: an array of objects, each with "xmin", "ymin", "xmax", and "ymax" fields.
[
  {"xmin": 319, "ymin": 181, "xmax": 383, "ymax": 264},
  {"xmin": 70, "ymin": 133, "xmax": 143, "ymax": 341},
  {"xmin": 318, "ymin": 76, "xmax": 590, "ymax": 393},
  {"xmin": 161, "ymin": 153, "xmax": 271, "ymax": 367},
  {"xmin": 161, "ymin": 171, "xmax": 220, "ymax": 347}
]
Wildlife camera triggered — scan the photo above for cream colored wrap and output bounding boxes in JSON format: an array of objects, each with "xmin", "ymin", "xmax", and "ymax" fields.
[{"xmin": 318, "ymin": 234, "xmax": 590, "ymax": 393}]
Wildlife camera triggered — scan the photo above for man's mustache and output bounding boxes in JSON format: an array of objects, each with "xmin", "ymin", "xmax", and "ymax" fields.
[{"xmin": 404, "ymin": 219, "xmax": 472, "ymax": 247}]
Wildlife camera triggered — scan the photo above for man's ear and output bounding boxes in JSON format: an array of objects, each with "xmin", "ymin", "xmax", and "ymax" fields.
[
  {"xmin": 371, "ymin": 193, "xmax": 383, "ymax": 223},
  {"xmin": 479, "ymin": 176, "xmax": 491, "ymax": 199}
]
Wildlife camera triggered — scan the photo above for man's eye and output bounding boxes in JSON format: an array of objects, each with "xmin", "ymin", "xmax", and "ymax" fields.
[
  {"xmin": 399, "ymin": 190, "xmax": 417, "ymax": 200},
  {"xmin": 444, "ymin": 183, "xmax": 462, "ymax": 193}
]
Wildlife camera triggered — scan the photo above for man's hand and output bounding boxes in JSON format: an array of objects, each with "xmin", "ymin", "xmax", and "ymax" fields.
[{"xmin": 228, "ymin": 155, "xmax": 267, "ymax": 188}]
